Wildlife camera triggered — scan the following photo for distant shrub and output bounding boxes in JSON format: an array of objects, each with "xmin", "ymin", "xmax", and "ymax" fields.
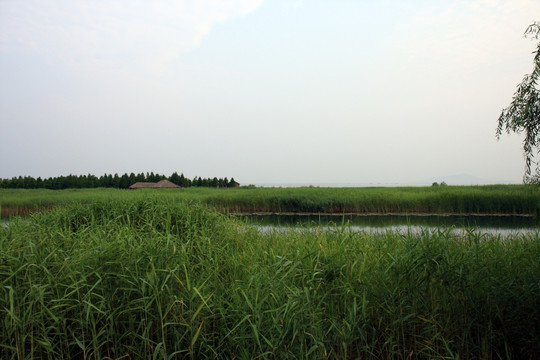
[
  {"xmin": 432, "ymin": 181, "xmax": 448, "ymax": 187},
  {"xmin": 241, "ymin": 184, "xmax": 257, "ymax": 189}
]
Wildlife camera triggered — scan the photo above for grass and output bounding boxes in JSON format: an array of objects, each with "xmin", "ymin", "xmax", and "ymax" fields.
[
  {"xmin": 1, "ymin": 198, "xmax": 539, "ymax": 359},
  {"xmin": 1, "ymin": 184, "xmax": 539, "ymax": 217}
]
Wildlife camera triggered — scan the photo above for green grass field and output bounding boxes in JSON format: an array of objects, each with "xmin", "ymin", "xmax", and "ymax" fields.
[
  {"xmin": 1, "ymin": 198, "xmax": 539, "ymax": 359},
  {"xmin": 1, "ymin": 184, "xmax": 539, "ymax": 217}
]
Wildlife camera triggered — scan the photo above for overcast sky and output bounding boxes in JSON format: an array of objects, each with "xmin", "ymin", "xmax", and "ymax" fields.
[{"xmin": 1, "ymin": 0, "xmax": 539, "ymax": 185}]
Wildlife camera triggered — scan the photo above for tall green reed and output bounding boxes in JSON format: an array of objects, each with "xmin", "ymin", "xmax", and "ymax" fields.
[
  {"xmin": 2, "ymin": 185, "xmax": 540, "ymax": 217},
  {"xmin": 1, "ymin": 198, "xmax": 538, "ymax": 359}
]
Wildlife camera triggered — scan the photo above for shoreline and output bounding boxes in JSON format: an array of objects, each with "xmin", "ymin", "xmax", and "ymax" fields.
[
  {"xmin": 230, "ymin": 211, "xmax": 538, "ymax": 217},
  {"xmin": 2, "ymin": 206, "xmax": 538, "ymax": 218}
]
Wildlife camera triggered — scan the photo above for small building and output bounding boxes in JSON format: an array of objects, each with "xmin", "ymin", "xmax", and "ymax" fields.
[{"xmin": 129, "ymin": 179, "xmax": 180, "ymax": 189}]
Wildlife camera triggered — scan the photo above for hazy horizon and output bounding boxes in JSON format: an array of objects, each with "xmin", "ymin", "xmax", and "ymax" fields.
[
  {"xmin": 2, "ymin": 0, "xmax": 539, "ymax": 185},
  {"xmin": 0, "ymin": 171, "xmax": 521, "ymax": 188}
]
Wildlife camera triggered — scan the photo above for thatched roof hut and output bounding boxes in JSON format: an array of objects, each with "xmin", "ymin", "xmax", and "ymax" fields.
[
  {"xmin": 129, "ymin": 182, "xmax": 156, "ymax": 189},
  {"xmin": 155, "ymin": 180, "xmax": 180, "ymax": 188},
  {"xmin": 129, "ymin": 180, "xmax": 180, "ymax": 189}
]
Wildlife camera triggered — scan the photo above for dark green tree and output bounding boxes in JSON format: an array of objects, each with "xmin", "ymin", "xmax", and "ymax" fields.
[
  {"xmin": 106, "ymin": 174, "xmax": 113, "ymax": 187},
  {"xmin": 497, "ymin": 22, "xmax": 540, "ymax": 183},
  {"xmin": 88, "ymin": 174, "xmax": 99, "ymax": 188},
  {"xmin": 228, "ymin": 177, "xmax": 238, "ymax": 188},
  {"xmin": 179, "ymin": 173, "xmax": 189, "ymax": 187},
  {"xmin": 112, "ymin": 173, "xmax": 120, "ymax": 188},
  {"xmin": 119, "ymin": 173, "xmax": 130, "ymax": 189},
  {"xmin": 169, "ymin": 171, "xmax": 181, "ymax": 186},
  {"xmin": 128, "ymin": 173, "xmax": 136, "ymax": 186}
]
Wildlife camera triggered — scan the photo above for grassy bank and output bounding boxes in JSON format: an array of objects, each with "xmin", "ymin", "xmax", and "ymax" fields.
[
  {"xmin": 1, "ymin": 199, "xmax": 539, "ymax": 359},
  {"xmin": 1, "ymin": 184, "xmax": 540, "ymax": 217}
]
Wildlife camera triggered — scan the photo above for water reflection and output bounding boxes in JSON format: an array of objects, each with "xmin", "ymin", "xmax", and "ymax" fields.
[{"xmin": 241, "ymin": 214, "xmax": 540, "ymax": 236}]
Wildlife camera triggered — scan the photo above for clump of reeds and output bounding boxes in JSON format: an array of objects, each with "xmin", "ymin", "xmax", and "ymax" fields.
[
  {"xmin": 204, "ymin": 185, "xmax": 540, "ymax": 215},
  {"xmin": 1, "ymin": 199, "xmax": 539, "ymax": 359},
  {"xmin": 2, "ymin": 184, "xmax": 540, "ymax": 217}
]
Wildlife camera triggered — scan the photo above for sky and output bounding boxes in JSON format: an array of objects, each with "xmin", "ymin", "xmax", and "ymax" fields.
[{"xmin": 1, "ymin": 0, "xmax": 539, "ymax": 186}]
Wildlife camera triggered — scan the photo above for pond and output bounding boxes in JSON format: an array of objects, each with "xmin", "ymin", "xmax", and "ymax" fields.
[{"xmin": 241, "ymin": 214, "xmax": 540, "ymax": 236}]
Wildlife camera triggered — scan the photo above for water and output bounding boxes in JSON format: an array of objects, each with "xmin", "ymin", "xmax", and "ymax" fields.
[{"xmin": 242, "ymin": 214, "xmax": 540, "ymax": 236}]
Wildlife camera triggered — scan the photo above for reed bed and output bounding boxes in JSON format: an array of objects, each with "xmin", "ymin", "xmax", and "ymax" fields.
[
  {"xmin": 204, "ymin": 185, "xmax": 540, "ymax": 215},
  {"xmin": 1, "ymin": 184, "xmax": 539, "ymax": 217},
  {"xmin": 1, "ymin": 199, "xmax": 539, "ymax": 359}
]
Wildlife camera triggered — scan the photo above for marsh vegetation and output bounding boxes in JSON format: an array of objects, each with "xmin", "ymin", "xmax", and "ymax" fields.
[
  {"xmin": 1, "ymin": 198, "xmax": 539, "ymax": 359},
  {"xmin": 1, "ymin": 184, "xmax": 539, "ymax": 218}
]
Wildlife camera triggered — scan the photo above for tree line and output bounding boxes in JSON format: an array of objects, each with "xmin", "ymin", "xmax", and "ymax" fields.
[{"xmin": 0, "ymin": 172, "xmax": 239, "ymax": 190}]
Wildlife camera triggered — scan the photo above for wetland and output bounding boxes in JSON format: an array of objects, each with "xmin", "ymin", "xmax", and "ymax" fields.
[{"xmin": 1, "ymin": 187, "xmax": 539, "ymax": 359}]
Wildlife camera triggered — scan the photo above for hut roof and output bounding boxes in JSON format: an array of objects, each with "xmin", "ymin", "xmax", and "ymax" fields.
[
  {"xmin": 129, "ymin": 180, "xmax": 180, "ymax": 189},
  {"xmin": 155, "ymin": 180, "xmax": 180, "ymax": 188},
  {"xmin": 129, "ymin": 182, "xmax": 156, "ymax": 189}
]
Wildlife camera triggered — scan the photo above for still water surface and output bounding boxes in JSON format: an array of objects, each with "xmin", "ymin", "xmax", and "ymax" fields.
[
  {"xmin": 2, "ymin": 215, "xmax": 538, "ymax": 236},
  {"xmin": 243, "ymin": 214, "xmax": 540, "ymax": 236}
]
